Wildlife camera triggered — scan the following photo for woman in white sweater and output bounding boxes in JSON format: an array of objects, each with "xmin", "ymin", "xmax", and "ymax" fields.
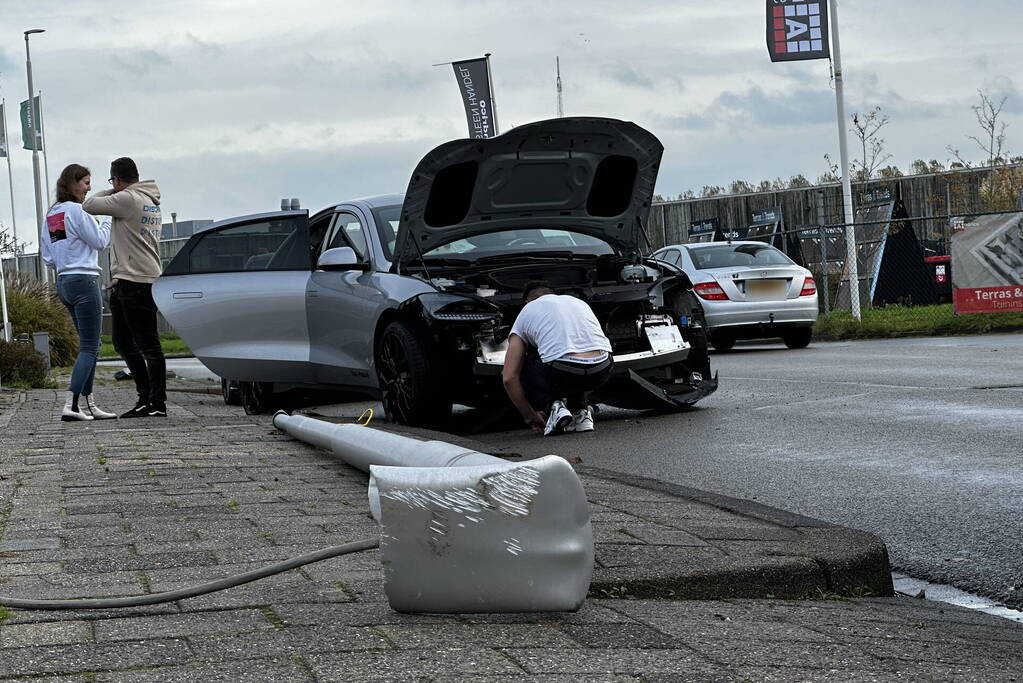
[{"xmin": 40, "ymin": 164, "xmax": 116, "ymax": 421}]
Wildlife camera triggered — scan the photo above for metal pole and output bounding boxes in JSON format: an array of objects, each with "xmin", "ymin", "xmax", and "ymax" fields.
[
  {"xmin": 829, "ymin": 0, "xmax": 859, "ymax": 319},
  {"xmin": 38, "ymin": 91, "xmax": 51, "ymax": 206},
  {"xmin": 0, "ymin": 257, "xmax": 10, "ymax": 342},
  {"xmin": 2, "ymin": 99, "xmax": 18, "ymax": 264},
  {"xmin": 484, "ymin": 52, "xmax": 500, "ymax": 136},
  {"xmin": 815, "ymin": 190, "xmax": 831, "ymax": 316},
  {"xmin": 24, "ymin": 29, "xmax": 47, "ymax": 284}
]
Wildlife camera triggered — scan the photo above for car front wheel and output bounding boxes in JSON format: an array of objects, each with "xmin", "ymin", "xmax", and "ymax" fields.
[
  {"xmin": 376, "ymin": 321, "xmax": 452, "ymax": 427},
  {"xmin": 783, "ymin": 328, "xmax": 813, "ymax": 349}
]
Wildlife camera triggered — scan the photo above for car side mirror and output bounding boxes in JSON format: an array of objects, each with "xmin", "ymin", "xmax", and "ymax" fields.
[{"xmin": 317, "ymin": 246, "xmax": 369, "ymax": 271}]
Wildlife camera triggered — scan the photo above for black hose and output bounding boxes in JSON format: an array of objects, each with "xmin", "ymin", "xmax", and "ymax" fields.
[{"xmin": 0, "ymin": 537, "xmax": 379, "ymax": 611}]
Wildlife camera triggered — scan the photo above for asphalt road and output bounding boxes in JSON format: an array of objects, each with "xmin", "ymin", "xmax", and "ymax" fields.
[{"xmin": 480, "ymin": 333, "xmax": 1023, "ymax": 611}]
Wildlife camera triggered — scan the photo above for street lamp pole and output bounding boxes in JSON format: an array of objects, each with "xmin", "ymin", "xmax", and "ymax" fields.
[{"xmin": 25, "ymin": 29, "xmax": 47, "ymax": 283}]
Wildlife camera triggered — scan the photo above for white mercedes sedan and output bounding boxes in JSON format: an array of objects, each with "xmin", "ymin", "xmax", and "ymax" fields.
[{"xmin": 651, "ymin": 241, "xmax": 819, "ymax": 350}]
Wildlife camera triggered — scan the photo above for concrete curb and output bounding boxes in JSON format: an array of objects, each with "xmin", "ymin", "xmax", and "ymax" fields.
[
  {"xmin": 579, "ymin": 465, "xmax": 894, "ymax": 601},
  {"xmin": 312, "ymin": 415, "xmax": 894, "ymax": 603}
]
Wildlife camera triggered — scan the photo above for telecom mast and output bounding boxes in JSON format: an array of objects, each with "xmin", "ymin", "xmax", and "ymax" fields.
[{"xmin": 556, "ymin": 56, "xmax": 564, "ymax": 118}]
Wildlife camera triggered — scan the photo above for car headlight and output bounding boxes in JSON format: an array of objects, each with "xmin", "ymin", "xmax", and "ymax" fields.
[{"xmin": 418, "ymin": 292, "xmax": 501, "ymax": 323}]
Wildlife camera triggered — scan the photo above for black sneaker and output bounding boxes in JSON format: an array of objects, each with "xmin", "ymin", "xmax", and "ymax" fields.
[
  {"xmin": 120, "ymin": 402, "xmax": 149, "ymax": 419},
  {"xmin": 145, "ymin": 404, "xmax": 167, "ymax": 417}
]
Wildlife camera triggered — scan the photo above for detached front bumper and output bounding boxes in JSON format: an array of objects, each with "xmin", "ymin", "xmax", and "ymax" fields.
[{"xmin": 473, "ymin": 345, "xmax": 718, "ymax": 411}]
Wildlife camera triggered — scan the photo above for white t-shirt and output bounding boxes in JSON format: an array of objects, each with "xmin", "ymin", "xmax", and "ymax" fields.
[{"xmin": 510, "ymin": 294, "xmax": 612, "ymax": 363}]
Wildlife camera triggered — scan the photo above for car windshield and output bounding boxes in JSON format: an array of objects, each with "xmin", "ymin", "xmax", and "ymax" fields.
[{"xmin": 688, "ymin": 244, "xmax": 793, "ymax": 269}]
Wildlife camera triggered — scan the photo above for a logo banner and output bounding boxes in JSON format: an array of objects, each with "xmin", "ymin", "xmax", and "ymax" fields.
[
  {"xmin": 767, "ymin": 1, "xmax": 830, "ymax": 62},
  {"xmin": 951, "ymin": 212, "xmax": 1023, "ymax": 314},
  {"xmin": 452, "ymin": 57, "xmax": 495, "ymax": 139},
  {"xmin": 20, "ymin": 96, "xmax": 42, "ymax": 151}
]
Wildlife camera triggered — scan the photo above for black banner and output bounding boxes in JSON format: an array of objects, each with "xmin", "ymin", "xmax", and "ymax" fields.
[
  {"xmin": 767, "ymin": 0, "xmax": 830, "ymax": 62},
  {"xmin": 452, "ymin": 57, "xmax": 495, "ymax": 139}
]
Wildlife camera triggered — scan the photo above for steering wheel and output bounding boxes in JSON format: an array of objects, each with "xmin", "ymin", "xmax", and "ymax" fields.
[{"xmin": 507, "ymin": 238, "xmax": 541, "ymax": 247}]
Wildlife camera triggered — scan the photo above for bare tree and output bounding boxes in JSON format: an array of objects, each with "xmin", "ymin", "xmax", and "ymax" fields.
[
  {"xmin": 878, "ymin": 165, "xmax": 904, "ymax": 179},
  {"xmin": 699, "ymin": 185, "xmax": 724, "ymax": 198},
  {"xmin": 850, "ymin": 106, "xmax": 892, "ymax": 181},
  {"xmin": 728, "ymin": 179, "xmax": 754, "ymax": 194},
  {"xmin": 788, "ymin": 174, "xmax": 811, "ymax": 188},
  {"xmin": 947, "ymin": 89, "xmax": 1011, "ymax": 167}
]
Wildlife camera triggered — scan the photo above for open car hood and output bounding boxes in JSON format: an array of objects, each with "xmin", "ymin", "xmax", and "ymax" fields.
[{"xmin": 393, "ymin": 117, "xmax": 663, "ymax": 264}]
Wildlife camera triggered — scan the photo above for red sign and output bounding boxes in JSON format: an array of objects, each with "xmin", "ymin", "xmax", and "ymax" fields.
[{"xmin": 953, "ymin": 286, "xmax": 1023, "ymax": 314}]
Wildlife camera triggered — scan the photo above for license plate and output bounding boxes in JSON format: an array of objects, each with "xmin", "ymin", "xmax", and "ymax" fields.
[
  {"xmin": 745, "ymin": 279, "xmax": 788, "ymax": 300},
  {"xmin": 644, "ymin": 324, "xmax": 685, "ymax": 354}
]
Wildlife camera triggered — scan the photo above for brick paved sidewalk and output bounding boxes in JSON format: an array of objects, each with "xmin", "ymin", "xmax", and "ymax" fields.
[{"xmin": 1, "ymin": 379, "xmax": 1020, "ymax": 681}]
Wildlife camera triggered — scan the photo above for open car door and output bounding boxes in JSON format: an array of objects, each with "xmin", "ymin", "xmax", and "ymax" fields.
[{"xmin": 153, "ymin": 210, "xmax": 315, "ymax": 384}]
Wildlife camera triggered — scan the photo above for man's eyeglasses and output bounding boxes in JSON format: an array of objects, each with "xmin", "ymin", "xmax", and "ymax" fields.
[{"xmin": 108, "ymin": 178, "xmax": 116, "ymax": 186}]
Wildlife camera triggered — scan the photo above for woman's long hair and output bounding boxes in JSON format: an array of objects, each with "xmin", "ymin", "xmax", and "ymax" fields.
[{"xmin": 54, "ymin": 164, "xmax": 91, "ymax": 204}]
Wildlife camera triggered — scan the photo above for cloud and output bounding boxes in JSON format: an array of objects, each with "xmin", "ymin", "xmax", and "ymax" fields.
[
  {"xmin": 185, "ymin": 32, "xmax": 223, "ymax": 56},
  {"xmin": 600, "ymin": 62, "xmax": 655, "ymax": 90},
  {"xmin": 112, "ymin": 49, "xmax": 172, "ymax": 76},
  {"xmin": 708, "ymin": 85, "xmax": 836, "ymax": 128},
  {"xmin": 651, "ymin": 112, "xmax": 714, "ymax": 132}
]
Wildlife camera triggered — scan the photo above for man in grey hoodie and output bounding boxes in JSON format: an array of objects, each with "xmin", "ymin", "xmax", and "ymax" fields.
[{"xmin": 83, "ymin": 157, "xmax": 166, "ymax": 417}]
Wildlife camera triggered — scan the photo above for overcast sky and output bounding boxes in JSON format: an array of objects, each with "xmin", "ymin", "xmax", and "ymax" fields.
[{"xmin": 1, "ymin": 0, "xmax": 1020, "ymax": 253}]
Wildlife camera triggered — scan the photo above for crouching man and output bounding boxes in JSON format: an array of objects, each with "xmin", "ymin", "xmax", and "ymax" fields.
[{"xmin": 502, "ymin": 280, "xmax": 614, "ymax": 436}]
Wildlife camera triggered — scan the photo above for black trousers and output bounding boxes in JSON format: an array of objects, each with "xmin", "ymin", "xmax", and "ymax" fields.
[
  {"xmin": 521, "ymin": 353, "xmax": 613, "ymax": 413},
  {"xmin": 110, "ymin": 280, "xmax": 166, "ymax": 405}
]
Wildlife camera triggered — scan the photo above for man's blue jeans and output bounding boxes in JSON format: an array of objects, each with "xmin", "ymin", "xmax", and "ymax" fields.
[{"xmin": 56, "ymin": 274, "xmax": 102, "ymax": 395}]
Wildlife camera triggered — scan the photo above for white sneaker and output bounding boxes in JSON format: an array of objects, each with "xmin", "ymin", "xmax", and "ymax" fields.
[
  {"xmin": 84, "ymin": 395, "xmax": 117, "ymax": 420},
  {"xmin": 61, "ymin": 392, "xmax": 94, "ymax": 422},
  {"xmin": 567, "ymin": 407, "xmax": 594, "ymax": 433},
  {"xmin": 543, "ymin": 400, "xmax": 573, "ymax": 436}
]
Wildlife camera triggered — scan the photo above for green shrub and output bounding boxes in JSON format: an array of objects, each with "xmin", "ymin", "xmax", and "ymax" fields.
[
  {"xmin": 5, "ymin": 272, "xmax": 78, "ymax": 367},
  {"xmin": 0, "ymin": 339, "xmax": 49, "ymax": 388}
]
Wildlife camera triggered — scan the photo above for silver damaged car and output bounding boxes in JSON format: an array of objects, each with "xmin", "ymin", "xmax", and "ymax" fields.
[{"xmin": 154, "ymin": 117, "xmax": 719, "ymax": 426}]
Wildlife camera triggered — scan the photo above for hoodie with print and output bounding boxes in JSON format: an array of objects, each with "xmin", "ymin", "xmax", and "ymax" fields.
[
  {"xmin": 82, "ymin": 180, "xmax": 162, "ymax": 283},
  {"xmin": 39, "ymin": 201, "xmax": 111, "ymax": 276}
]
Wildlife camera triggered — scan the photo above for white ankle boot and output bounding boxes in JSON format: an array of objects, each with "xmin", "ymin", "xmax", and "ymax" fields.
[
  {"xmin": 62, "ymin": 392, "xmax": 94, "ymax": 422},
  {"xmin": 84, "ymin": 395, "xmax": 117, "ymax": 420}
]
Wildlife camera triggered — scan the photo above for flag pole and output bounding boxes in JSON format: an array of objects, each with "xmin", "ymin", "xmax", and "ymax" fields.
[
  {"xmin": 2, "ymin": 99, "xmax": 19, "ymax": 264},
  {"xmin": 38, "ymin": 91, "xmax": 51, "ymax": 206},
  {"xmin": 484, "ymin": 53, "xmax": 499, "ymax": 136},
  {"xmin": 829, "ymin": 0, "xmax": 860, "ymax": 320}
]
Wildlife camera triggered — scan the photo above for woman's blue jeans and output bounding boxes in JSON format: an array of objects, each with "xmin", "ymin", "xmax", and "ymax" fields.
[{"xmin": 56, "ymin": 274, "xmax": 102, "ymax": 395}]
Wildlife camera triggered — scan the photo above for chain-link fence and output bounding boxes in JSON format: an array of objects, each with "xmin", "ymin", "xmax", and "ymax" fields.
[{"xmin": 649, "ymin": 167, "xmax": 1023, "ymax": 328}]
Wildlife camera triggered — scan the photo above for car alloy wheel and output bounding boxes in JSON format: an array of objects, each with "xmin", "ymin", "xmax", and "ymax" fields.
[{"xmin": 376, "ymin": 321, "xmax": 451, "ymax": 427}]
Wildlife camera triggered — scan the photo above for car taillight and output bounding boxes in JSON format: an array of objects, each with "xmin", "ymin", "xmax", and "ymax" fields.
[
  {"xmin": 693, "ymin": 282, "xmax": 729, "ymax": 301},
  {"xmin": 799, "ymin": 276, "xmax": 817, "ymax": 297}
]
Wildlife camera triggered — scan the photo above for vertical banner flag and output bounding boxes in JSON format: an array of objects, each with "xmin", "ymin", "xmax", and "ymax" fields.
[
  {"xmin": 767, "ymin": 1, "xmax": 830, "ymax": 62},
  {"xmin": 451, "ymin": 57, "xmax": 495, "ymax": 139},
  {"xmin": 0, "ymin": 103, "xmax": 7, "ymax": 157},
  {"xmin": 20, "ymin": 96, "xmax": 42, "ymax": 151}
]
